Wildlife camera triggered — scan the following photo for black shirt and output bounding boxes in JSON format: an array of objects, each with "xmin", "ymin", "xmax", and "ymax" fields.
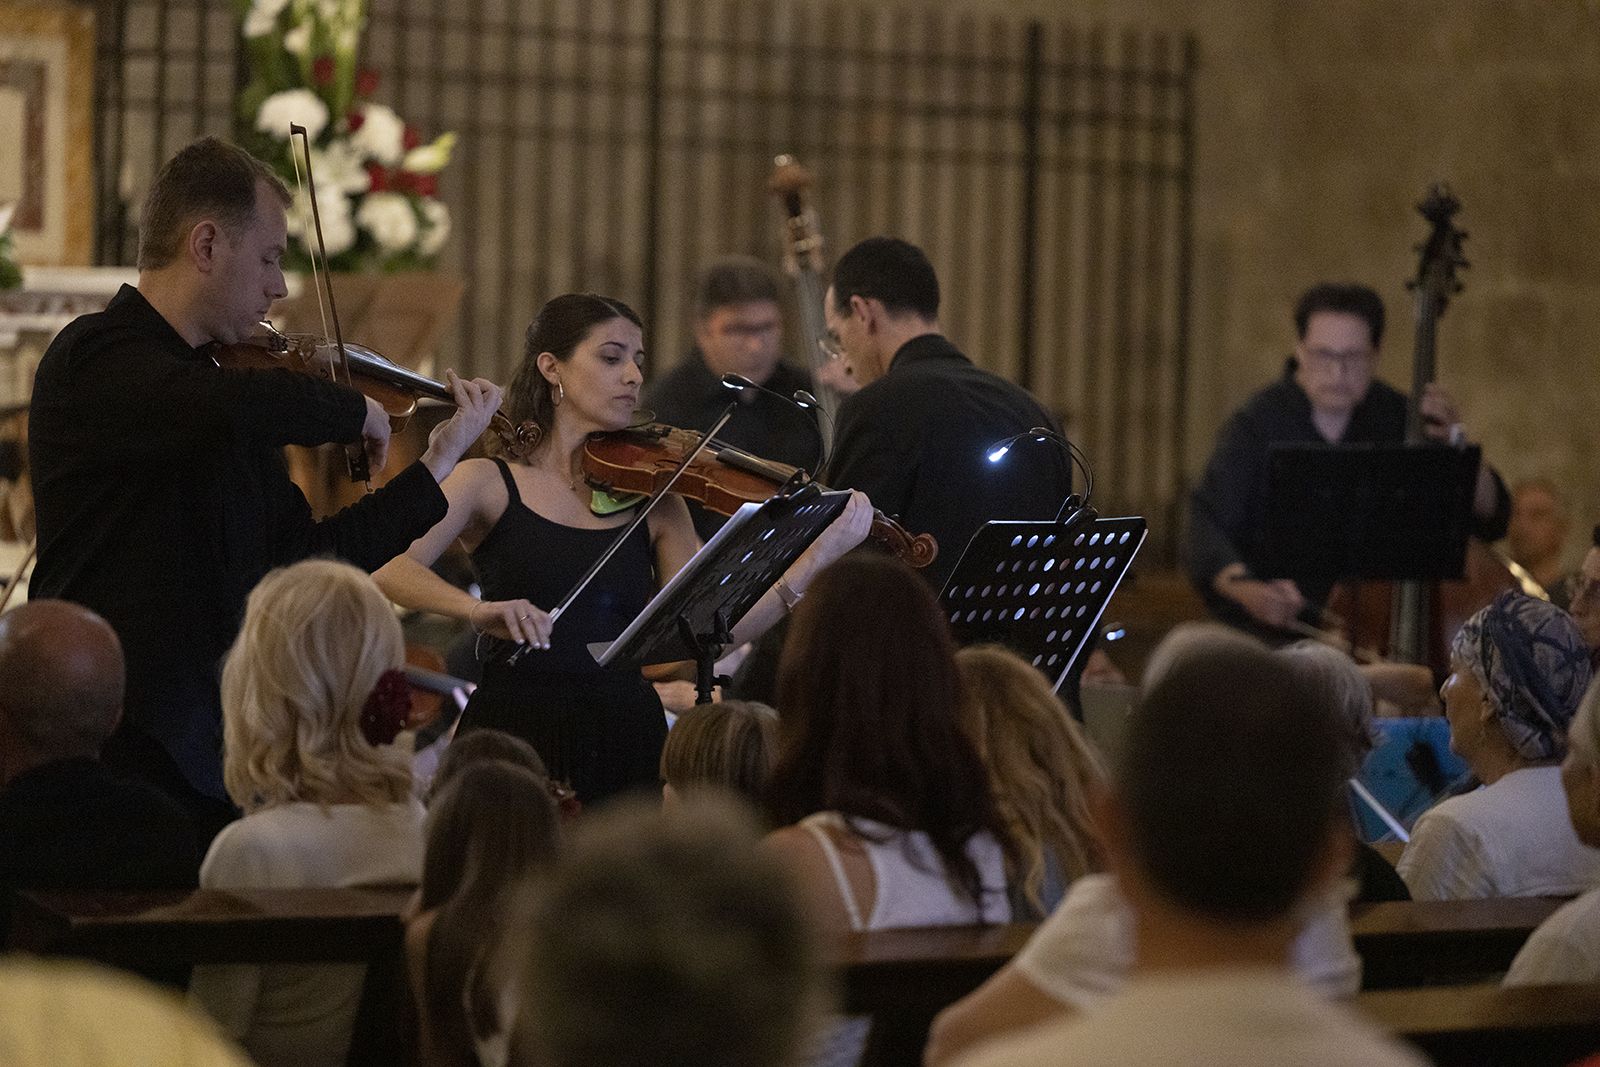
[
  {"xmin": 29, "ymin": 286, "xmax": 449, "ymax": 799},
  {"xmin": 0, "ymin": 757, "xmax": 200, "ymax": 891},
  {"xmin": 1184, "ymin": 359, "xmax": 1511, "ymax": 630},
  {"xmin": 643, "ymin": 353, "xmax": 821, "ymax": 539},
  {"xmin": 826, "ymin": 333, "xmax": 1070, "ymax": 590}
]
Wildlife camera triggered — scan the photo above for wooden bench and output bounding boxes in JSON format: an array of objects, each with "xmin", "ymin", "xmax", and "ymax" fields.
[
  {"xmin": 7, "ymin": 889, "xmax": 1571, "ymax": 1067},
  {"xmin": 1360, "ymin": 982, "xmax": 1600, "ymax": 1067},
  {"xmin": 830, "ymin": 897, "xmax": 1564, "ymax": 1065},
  {"xmin": 1351, "ymin": 896, "xmax": 1565, "ymax": 989},
  {"xmin": 5, "ymin": 887, "xmax": 414, "ymax": 1067}
]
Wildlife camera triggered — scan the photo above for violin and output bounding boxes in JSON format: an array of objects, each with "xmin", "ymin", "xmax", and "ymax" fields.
[
  {"xmin": 208, "ymin": 321, "xmax": 539, "ymax": 460},
  {"xmin": 581, "ymin": 422, "xmax": 938, "ymax": 569}
]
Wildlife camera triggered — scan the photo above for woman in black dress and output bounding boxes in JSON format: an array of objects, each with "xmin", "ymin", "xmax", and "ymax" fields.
[{"xmin": 376, "ymin": 294, "xmax": 870, "ymax": 803}]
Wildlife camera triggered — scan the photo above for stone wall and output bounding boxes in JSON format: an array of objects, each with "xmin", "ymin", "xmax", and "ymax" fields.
[{"xmin": 928, "ymin": 0, "xmax": 1600, "ymax": 569}]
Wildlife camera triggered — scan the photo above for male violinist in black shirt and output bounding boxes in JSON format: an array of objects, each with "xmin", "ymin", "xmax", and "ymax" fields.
[
  {"xmin": 28, "ymin": 137, "xmax": 502, "ymax": 838},
  {"xmin": 1185, "ymin": 282, "xmax": 1510, "ymax": 639}
]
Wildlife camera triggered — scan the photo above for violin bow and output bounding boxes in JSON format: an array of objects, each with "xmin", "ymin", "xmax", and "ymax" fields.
[{"xmin": 288, "ymin": 124, "xmax": 371, "ymax": 491}]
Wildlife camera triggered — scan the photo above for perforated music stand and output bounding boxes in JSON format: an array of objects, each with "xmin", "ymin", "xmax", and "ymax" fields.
[
  {"xmin": 590, "ymin": 488, "xmax": 851, "ymax": 703},
  {"xmin": 939, "ymin": 515, "xmax": 1147, "ymax": 694},
  {"xmin": 1263, "ymin": 442, "xmax": 1482, "ymax": 584}
]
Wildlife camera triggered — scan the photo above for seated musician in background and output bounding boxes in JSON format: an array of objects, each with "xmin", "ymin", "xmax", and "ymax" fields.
[
  {"xmin": 643, "ymin": 256, "xmax": 820, "ymax": 539},
  {"xmin": 925, "ymin": 625, "xmax": 1361, "ymax": 1067},
  {"xmin": 1505, "ymin": 477, "xmax": 1573, "ymax": 603},
  {"xmin": 1397, "ymin": 591, "xmax": 1600, "ymax": 900},
  {"xmin": 1185, "ymin": 282, "xmax": 1510, "ymax": 639},
  {"xmin": 0, "ymin": 600, "xmax": 199, "ymax": 910},
  {"xmin": 948, "ymin": 638, "xmax": 1424, "ymax": 1067},
  {"xmin": 822, "ymin": 237, "xmax": 1071, "ymax": 592},
  {"xmin": 26, "ymin": 137, "xmax": 504, "ymax": 840},
  {"xmin": 1505, "ymin": 676, "xmax": 1600, "ymax": 986},
  {"xmin": 374, "ymin": 293, "xmax": 871, "ymax": 806},
  {"xmin": 1572, "ymin": 524, "xmax": 1600, "ymax": 666}
]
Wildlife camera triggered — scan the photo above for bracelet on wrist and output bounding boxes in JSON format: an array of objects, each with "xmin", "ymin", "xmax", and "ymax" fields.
[{"xmin": 773, "ymin": 577, "xmax": 805, "ymax": 613}]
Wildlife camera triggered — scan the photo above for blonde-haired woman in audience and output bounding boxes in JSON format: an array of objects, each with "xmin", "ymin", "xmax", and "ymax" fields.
[
  {"xmin": 189, "ymin": 558, "xmax": 425, "ymax": 1067},
  {"xmin": 1506, "ymin": 676, "xmax": 1600, "ymax": 985},
  {"xmin": 411, "ymin": 760, "xmax": 562, "ymax": 1067},
  {"xmin": 1398, "ymin": 591, "xmax": 1600, "ymax": 901},
  {"xmin": 954, "ymin": 645, "xmax": 1104, "ymax": 919},
  {"xmin": 660, "ymin": 699, "xmax": 779, "ymax": 812}
]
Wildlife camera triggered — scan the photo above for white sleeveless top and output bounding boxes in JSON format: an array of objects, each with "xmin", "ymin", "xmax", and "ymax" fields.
[{"xmin": 799, "ymin": 811, "xmax": 1011, "ymax": 930}]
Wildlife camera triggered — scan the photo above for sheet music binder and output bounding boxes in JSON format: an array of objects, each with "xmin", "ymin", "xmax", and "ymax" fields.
[
  {"xmin": 1263, "ymin": 442, "xmax": 1482, "ymax": 583},
  {"xmin": 588, "ymin": 489, "xmax": 850, "ymax": 669}
]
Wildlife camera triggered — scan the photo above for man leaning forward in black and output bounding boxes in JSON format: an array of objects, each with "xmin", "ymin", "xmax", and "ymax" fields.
[
  {"xmin": 28, "ymin": 137, "xmax": 503, "ymax": 841},
  {"xmin": 821, "ymin": 237, "xmax": 1070, "ymax": 592}
]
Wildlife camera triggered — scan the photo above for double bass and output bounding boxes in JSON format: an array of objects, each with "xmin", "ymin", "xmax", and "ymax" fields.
[
  {"xmin": 1333, "ymin": 186, "xmax": 1517, "ymax": 675},
  {"xmin": 769, "ymin": 155, "xmax": 847, "ymax": 450}
]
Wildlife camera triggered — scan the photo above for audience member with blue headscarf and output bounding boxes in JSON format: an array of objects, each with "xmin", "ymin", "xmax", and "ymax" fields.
[{"xmin": 1398, "ymin": 591, "xmax": 1600, "ymax": 900}]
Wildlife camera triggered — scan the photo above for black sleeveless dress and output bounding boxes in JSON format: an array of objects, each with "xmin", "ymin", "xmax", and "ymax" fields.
[{"xmin": 460, "ymin": 458, "xmax": 666, "ymax": 804}]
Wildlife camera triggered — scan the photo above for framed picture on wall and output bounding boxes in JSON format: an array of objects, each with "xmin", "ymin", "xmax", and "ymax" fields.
[{"xmin": 0, "ymin": 1, "xmax": 94, "ymax": 266}]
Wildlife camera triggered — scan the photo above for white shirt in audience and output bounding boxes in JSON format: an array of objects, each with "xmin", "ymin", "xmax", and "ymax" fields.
[
  {"xmin": 1505, "ymin": 885, "xmax": 1600, "ymax": 986},
  {"xmin": 188, "ymin": 800, "xmax": 426, "ymax": 1067},
  {"xmin": 800, "ymin": 812, "xmax": 1011, "ymax": 1067},
  {"xmin": 951, "ymin": 969, "xmax": 1427, "ymax": 1067},
  {"xmin": 1011, "ymin": 872, "xmax": 1362, "ymax": 1007},
  {"xmin": 1397, "ymin": 765, "xmax": 1600, "ymax": 900}
]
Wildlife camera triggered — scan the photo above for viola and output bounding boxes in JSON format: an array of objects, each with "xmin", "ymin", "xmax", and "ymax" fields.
[
  {"xmin": 581, "ymin": 422, "xmax": 938, "ymax": 569},
  {"xmin": 208, "ymin": 322, "xmax": 539, "ymax": 460}
]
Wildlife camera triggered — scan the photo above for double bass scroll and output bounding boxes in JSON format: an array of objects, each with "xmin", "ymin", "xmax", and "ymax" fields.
[{"xmin": 769, "ymin": 155, "xmax": 843, "ymax": 451}]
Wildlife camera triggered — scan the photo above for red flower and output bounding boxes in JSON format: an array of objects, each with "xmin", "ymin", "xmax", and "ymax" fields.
[
  {"xmin": 346, "ymin": 110, "xmax": 366, "ymax": 132},
  {"xmin": 355, "ymin": 67, "xmax": 380, "ymax": 98},
  {"xmin": 402, "ymin": 126, "xmax": 422, "ymax": 151},
  {"xmin": 365, "ymin": 162, "xmax": 390, "ymax": 192},
  {"xmin": 312, "ymin": 55, "xmax": 335, "ymax": 86},
  {"xmin": 413, "ymin": 174, "xmax": 438, "ymax": 198}
]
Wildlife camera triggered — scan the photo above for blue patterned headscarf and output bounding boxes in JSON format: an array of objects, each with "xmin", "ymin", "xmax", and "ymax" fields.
[{"xmin": 1451, "ymin": 591, "xmax": 1594, "ymax": 762}]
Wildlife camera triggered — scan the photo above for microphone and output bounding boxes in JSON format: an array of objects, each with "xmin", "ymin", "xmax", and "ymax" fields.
[
  {"xmin": 984, "ymin": 425, "xmax": 1095, "ymax": 525},
  {"xmin": 720, "ymin": 373, "xmax": 828, "ymax": 479}
]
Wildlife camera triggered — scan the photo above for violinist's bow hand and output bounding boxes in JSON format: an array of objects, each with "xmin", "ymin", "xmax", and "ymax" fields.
[{"xmin": 423, "ymin": 371, "xmax": 505, "ymax": 483}]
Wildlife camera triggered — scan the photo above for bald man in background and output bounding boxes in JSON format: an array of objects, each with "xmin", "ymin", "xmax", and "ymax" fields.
[{"xmin": 0, "ymin": 600, "xmax": 200, "ymax": 900}]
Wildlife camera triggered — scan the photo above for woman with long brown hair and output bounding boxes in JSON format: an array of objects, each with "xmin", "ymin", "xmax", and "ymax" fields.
[
  {"xmin": 376, "ymin": 294, "xmax": 870, "ymax": 804},
  {"xmin": 765, "ymin": 554, "xmax": 1014, "ymax": 931}
]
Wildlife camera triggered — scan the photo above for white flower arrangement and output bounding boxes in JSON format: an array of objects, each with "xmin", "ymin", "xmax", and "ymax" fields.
[{"xmin": 236, "ymin": 0, "xmax": 456, "ymax": 272}]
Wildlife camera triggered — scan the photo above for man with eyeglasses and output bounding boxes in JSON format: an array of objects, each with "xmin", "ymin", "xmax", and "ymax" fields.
[
  {"xmin": 645, "ymin": 256, "xmax": 821, "ymax": 539},
  {"xmin": 1185, "ymin": 282, "xmax": 1510, "ymax": 638},
  {"xmin": 1567, "ymin": 527, "xmax": 1600, "ymax": 667}
]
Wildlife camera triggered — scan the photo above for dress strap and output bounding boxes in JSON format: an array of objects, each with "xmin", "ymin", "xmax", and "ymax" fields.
[
  {"xmin": 800, "ymin": 813, "xmax": 866, "ymax": 931},
  {"xmin": 490, "ymin": 456, "xmax": 524, "ymax": 508}
]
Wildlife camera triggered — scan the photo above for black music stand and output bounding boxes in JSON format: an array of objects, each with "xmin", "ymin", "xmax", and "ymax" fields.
[
  {"xmin": 1262, "ymin": 442, "xmax": 1482, "ymax": 584},
  {"xmin": 939, "ymin": 516, "xmax": 1147, "ymax": 695},
  {"xmin": 590, "ymin": 488, "xmax": 851, "ymax": 704}
]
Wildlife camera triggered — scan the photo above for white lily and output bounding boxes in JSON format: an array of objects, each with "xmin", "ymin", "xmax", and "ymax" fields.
[{"xmin": 400, "ymin": 132, "xmax": 456, "ymax": 176}]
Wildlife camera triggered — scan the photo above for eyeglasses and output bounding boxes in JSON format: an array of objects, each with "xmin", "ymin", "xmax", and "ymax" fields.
[
  {"xmin": 817, "ymin": 334, "xmax": 845, "ymax": 361},
  {"xmin": 1300, "ymin": 345, "xmax": 1374, "ymax": 375}
]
